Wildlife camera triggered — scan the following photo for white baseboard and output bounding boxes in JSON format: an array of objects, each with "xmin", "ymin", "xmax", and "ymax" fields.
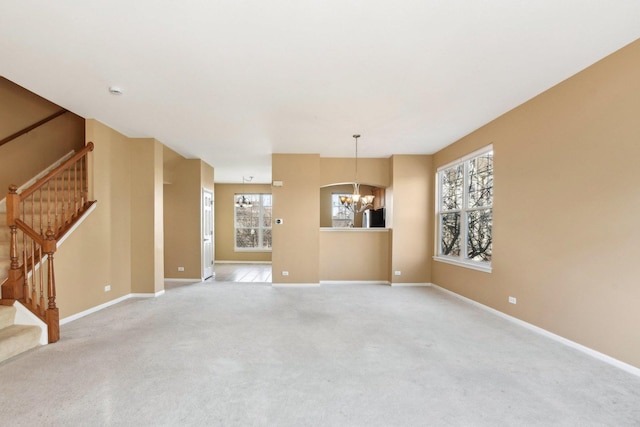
[
  {"xmin": 130, "ymin": 290, "xmax": 165, "ymax": 298},
  {"xmin": 215, "ymin": 260, "xmax": 272, "ymax": 264},
  {"xmin": 272, "ymin": 282, "xmax": 320, "ymax": 288},
  {"xmin": 390, "ymin": 282, "xmax": 432, "ymax": 287},
  {"xmin": 60, "ymin": 291, "xmax": 165, "ymax": 326},
  {"xmin": 320, "ymin": 280, "xmax": 390, "ymax": 285},
  {"xmin": 430, "ymin": 283, "xmax": 640, "ymax": 378},
  {"xmin": 164, "ymin": 278, "xmax": 201, "ymax": 282}
]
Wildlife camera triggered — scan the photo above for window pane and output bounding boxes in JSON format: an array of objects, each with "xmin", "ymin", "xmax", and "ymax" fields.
[
  {"xmin": 236, "ymin": 206, "xmax": 259, "ymax": 228},
  {"xmin": 332, "ymin": 193, "xmax": 354, "ymax": 227},
  {"xmin": 262, "ymin": 228, "xmax": 272, "ymax": 249},
  {"xmin": 468, "ymin": 152, "xmax": 493, "ymax": 209},
  {"xmin": 236, "ymin": 228, "xmax": 259, "ymax": 248},
  {"xmin": 234, "ymin": 193, "xmax": 273, "ymax": 251},
  {"xmin": 440, "ymin": 165, "xmax": 463, "ymax": 211},
  {"xmin": 262, "ymin": 206, "xmax": 272, "ymax": 227},
  {"xmin": 467, "ymin": 209, "xmax": 492, "ymax": 262},
  {"xmin": 440, "ymin": 212, "xmax": 461, "ymax": 256}
]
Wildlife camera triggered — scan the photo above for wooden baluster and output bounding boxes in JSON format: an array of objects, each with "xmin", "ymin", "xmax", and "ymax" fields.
[
  {"xmin": 68, "ymin": 168, "xmax": 72, "ymax": 219},
  {"xmin": 38, "ymin": 245, "xmax": 45, "ymax": 316},
  {"xmin": 37, "ymin": 188, "xmax": 44, "ymax": 314},
  {"xmin": 44, "ymin": 228, "xmax": 59, "ymax": 343},
  {"xmin": 58, "ymin": 171, "xmax": 64, "ymax": 230},
  {"xmin": 9, "ymin": 226, "xmax": 19, "ymax": 271},
  {"xmin": 27, "ymin": 195, "xmax": 36, "ymax": 309},
  {"xmin": 83, "ymin": 154, "xmax": 89, "ymax": 206},
  {"xmin": 20, "ymin": 201, "xmax": 27, "ymax": 303},
  {"xmin": 79, "ymin": 157, "xmax": 85, "ymax": 207},
  {"xmin": 22, "ymin": 228, "xmax": 29, "ymax": 304},
  {"xmin": 31, "ymin": 239, "xmax": 37, "ymax": 311},
  {"xmin": 73, "ymin": 162, "xmax": 78, "ymax": 216},
  {"xmin": 39, "ymin": 188, "xmax": 44, "ymax": 236},
  {"xmin": 26, "ymin": 194, "xmax": 29, "ymax": 230},
  {"xmin": 3, "ymin": 185, "xmax": 23, "ymax": 300},
  {"xmin": 48, "ymin": 181, "xmax": 52, "ymax": 235},
  {"xmin": 68, "ymin": 167, "xmax": 73, "ymax": 219},
  {"xmin": 7, "ymin": 186, "xmax": 19, "ymax": 271},
  {"xmin": 62, "ymin": 169, "xmax": 67, "ymax": 223},
  {"xmin": 57, "ymin": 175, "xmax": 61, "ymax": 231}
]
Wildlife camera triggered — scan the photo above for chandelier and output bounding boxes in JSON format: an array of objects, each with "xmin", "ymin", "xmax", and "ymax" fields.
[
  {"xmin": 235, "ymin": 176, "xmax": 253, "ymax": 208},
  {"xmin": 339, "ymin": 135, "xmax": 374, "ymax": 214}
]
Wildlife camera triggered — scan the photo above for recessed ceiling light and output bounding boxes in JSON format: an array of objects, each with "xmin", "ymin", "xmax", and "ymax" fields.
[{"xmin": 108, "ymin": 86, "xmax": 123, "ymax": 95}]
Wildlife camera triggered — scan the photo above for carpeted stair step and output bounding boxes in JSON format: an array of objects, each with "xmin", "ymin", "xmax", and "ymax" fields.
[
  {"xmin": 0, "ymin": 306, "xmax": 42, "ymax": 363},
  {"xmin": 0, "ymin": 324, "xmax": 42, "ymax": 363},
  {"xmin": 0, "ymin": 305, "xmax": 16, "ymax": 329}
]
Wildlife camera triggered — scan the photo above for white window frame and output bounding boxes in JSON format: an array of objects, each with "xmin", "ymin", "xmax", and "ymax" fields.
[
  {"xmin": 234, "ymin": 193, "xmax": 272, "ymax": 252},
  {"xmin": 434, "ymin": 145, "xmax": 493, "ymax": 273},
  {"xmin": 331, "ymin": 193, "xmax": 354, "ymax": 228}
]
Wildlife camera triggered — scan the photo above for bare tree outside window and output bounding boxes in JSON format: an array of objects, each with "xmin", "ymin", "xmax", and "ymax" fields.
[
  {"xmin": 235, "ymin": 194, "xmax": 272, "ymax": 250},
  {"xmin": 437, "ymin": 147, "xmax": 493, "ymax": 267},
  {"xmin": 467, "ymin": 153, "xmax": 493, "ymax": 261},
  {"xmin": 332, "ymin": 193, "xmax": 354, "ymax": 227},
  {"xmin": 440, "ymin": 164, "xmax": 463, "ymax": 256}
]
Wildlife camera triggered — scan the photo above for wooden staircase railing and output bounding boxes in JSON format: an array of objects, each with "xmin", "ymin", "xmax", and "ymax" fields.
[
  {"xmin": 1, "ymin": 142, "xmax": 95, "ymax": 343},
  {"xmin": 0, "ymin": 109, "xmax": 67, "ymax": 148}
]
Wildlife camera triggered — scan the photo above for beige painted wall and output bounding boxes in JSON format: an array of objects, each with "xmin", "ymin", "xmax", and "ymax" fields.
[
  {"xmin": 0, "ymin": 77, "xmax": 60, "ymax": 135},
  {"xmin": 55, "ymin": 120, "xmax": 133, "ymax": 317},
  {"xmin": 214, "ymin": 183, "xmax": 272, "ymax": 262},
  {"xmin": 272, "ymin": 153, "xmax": 428, "ymax": 284},
  {"xmin": 320, "ymin": 157, "xmax": 390, "ymax": 187},
  {"xmin": 0, "ymin": 77, "xmax": 84, "ymax": 197},
  {"xmin": 130, "ymin": 139, "xmax": 164, "ymax": 294},
  {"xmin": 390, "ymin": 155, "xmax": 433, "ymax": 284},
  {"xmin": 272, "ymin": 154, "xmax": 320, "ymax": 284},
  {"xmin": 163, "ymin": 158, "xmax": 203, "ymax": 279},
  {"xmin": 201, "ymin": 162, "xmax": 214, "ymax": 193},
  {"xmin": 431, "ymin": 39, "xmax": 640, "ymax": 368},
  {"xmin": 319, "ymin": 230, "xmax": 390, "ymax": 281}
]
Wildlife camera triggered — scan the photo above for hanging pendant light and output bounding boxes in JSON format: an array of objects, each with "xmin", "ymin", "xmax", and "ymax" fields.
[
  {"xmin": 339, "ymin": 134, "xmax": 374, "ymax": 214},
  {"xmin": 235, "ymin": 176, "xmax": 253, "ymax": 208}
]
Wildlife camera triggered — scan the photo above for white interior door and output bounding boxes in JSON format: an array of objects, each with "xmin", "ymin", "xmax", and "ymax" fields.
[{"xmin": 202, "ymin": 189, "xmax": 214, "ymax": 279}]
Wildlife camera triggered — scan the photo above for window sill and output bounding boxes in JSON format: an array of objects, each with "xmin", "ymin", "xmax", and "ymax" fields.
[
  {"xmin": 235, "ymin": 249, "xmax": 272, "ymax": 253},
  {"xmin": 433, "ymin": 256, "xmax": 492, "ymax": 273}
]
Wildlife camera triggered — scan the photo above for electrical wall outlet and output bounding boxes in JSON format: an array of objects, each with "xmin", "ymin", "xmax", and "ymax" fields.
[
  {"xmin": 104, "ymin": 285, "xmax": 111, "ymax": 292},
  {"xmin": 394, "ymin": 270, "xmax": 402, "ymax": 276},
  {"xmin": 508, "ymin": 296, "xmax": 517, "ymax": 304},
  {"xmin": 178, "ymin": 267, "xmax": 185, "ymax": 272},
  {"xmin": 282, "ymin": 271, "xmax": 289, "ymax": 276}
]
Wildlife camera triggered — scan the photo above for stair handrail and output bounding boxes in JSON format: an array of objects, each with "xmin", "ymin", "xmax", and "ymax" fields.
[
  {"xmin": 0, "ymin": 109, "xmax": 67, "ymax": 148},
  {"xmin": 2, "ymin": 141, "xmax": 95, "ymax": 343},
  {"xmin": 19, "ymin": 142, "xmax": 94, "ymax": 201}
]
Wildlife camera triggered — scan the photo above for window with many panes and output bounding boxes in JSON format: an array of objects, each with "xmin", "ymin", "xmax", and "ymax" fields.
[
  {"xmin": 234, "ymin": 194, "xmax": 272, "ymax": 251},
  {"xmin": 435, "ymin": 146, "xmax": 493, "ymax": 272},
  {"xmin": 331, "ymin": 193, "xmax": 354, "ymax": 227}
]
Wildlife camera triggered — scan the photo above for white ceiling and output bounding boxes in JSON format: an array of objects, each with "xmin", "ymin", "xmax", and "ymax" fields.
[{"xmin": 1, "ymin": 1, "xmax": 639, "ymax": 183}]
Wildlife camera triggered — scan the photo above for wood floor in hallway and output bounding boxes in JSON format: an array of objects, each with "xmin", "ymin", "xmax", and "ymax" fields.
[{"xmin": 211, "ymin": 263, "xmax": 272, "ymax": 283}]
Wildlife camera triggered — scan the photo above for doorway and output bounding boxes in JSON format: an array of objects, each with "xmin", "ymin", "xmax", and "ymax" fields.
[{"xmin": 202, "ymin": 189, "xmax": 214, "ymax": 279}]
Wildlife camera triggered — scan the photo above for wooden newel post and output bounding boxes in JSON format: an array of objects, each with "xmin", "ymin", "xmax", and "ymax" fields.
[
  {"xmin": 44, "ymin": 228, "xmax": 59, "ymax": 343},
  {"xmin": 2, "ymin": 185, "xmax": 24, "ymax": 300}
]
